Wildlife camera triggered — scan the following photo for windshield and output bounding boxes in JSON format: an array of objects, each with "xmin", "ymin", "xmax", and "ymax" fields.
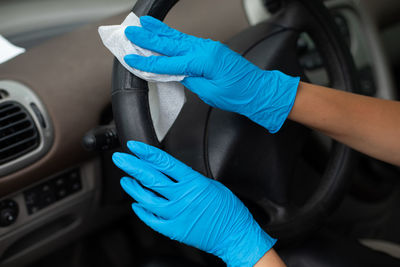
[{"xmin": 0, "ymin": 0, "xmax": 134, "ymax": 48}]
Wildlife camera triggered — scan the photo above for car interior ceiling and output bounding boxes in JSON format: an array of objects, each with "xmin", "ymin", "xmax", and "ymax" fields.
[{"xmin": 0, "ymin": 0, "xmax": 400, "ymax": 266}]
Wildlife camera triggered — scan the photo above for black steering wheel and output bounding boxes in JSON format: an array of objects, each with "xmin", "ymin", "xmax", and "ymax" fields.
[{"xmin": 112, "ymin": 0, "xmax": 357, "ymax": 244}]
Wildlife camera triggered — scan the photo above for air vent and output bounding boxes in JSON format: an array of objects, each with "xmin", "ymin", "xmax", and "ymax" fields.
[{"xmin": 0, "ymin": 101, "xmax": 40, "ymax": 165}]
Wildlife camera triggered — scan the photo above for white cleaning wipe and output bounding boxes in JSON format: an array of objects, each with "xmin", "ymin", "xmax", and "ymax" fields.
[
  {"xmin": 0, "ymin": 35, "xmax": 25, "ymax": 64},
  {"xmin": 98, "ymin": 12, "xmax": 186, "ymax": 141}
]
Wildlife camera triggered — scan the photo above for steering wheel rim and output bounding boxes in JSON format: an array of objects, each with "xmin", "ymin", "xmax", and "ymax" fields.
[{"xmin": 111, "ymin": 0, "xmax": 358, "ymax": 244}]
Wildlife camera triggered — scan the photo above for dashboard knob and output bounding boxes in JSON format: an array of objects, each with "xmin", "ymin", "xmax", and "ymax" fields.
[
  {"xmin": 0, "ymin": 199, "xmax": 19, "ymax": 227},
  {"xmin": 82, "ymin": 125, "xmax": 119, "ymax": 151}
]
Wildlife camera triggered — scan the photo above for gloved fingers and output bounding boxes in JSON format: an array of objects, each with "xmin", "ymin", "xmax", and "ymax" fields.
[
  {"xmin": 131, "ymin": 203, "xmax": 171, "ymax": 234},
  {"xmin": 121, "ymin": 177, "xmax": 174, "ymax": 219},
  {"xmin": 180, "ymin": 76, "xmax": 204, "ymax": 95},
  {"xmin": 124, "ymin": 54, "xmax": 195, "ymax": 76},
  {"xmin": 120, "ymin": 177, "xmax": 168, "ymax": 205},
  {"xmin": 140, "ymin": 15, "xmax": 186, "ymax": 39},
  {"xmin": 125, "ymin": 26, "xmax": 186, "ymax": 56},
  {"xmin": 181, "ymin": 77, "xmax": 215, "ymax": 97},
  {"xmin": 127, "ymin": 141, "xmax": 197, "ymax": 182},
  {"xmin": 113, "ymin": 152, "xmax": 175, "ymax": 191},
  {"xmin": 181, "ymin": 77, "xmax": 219, "ymax": 107}
]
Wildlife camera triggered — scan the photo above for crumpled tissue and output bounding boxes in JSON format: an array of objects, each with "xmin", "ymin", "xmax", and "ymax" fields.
[{"xmin": 98, "ymin": 12, "xmax": 186, "ymax": 141}]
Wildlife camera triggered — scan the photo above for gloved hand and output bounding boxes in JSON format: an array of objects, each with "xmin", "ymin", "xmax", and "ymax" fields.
[
  {"xmin": 123, "ymin": 16, "xmax": 300, "ymax": 133},
  {"xmin": 112, "ymin": 141, "xmax": 276, "ymax": 267}
]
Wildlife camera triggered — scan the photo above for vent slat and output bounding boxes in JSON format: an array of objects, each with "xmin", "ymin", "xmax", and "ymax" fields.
[
  {"xmin": 0, "ymin": 118, "xmax": 31, "ymax": 133},
  {"xmin": 0, "ymin": 135, "xmax": 38, "ymax": 154},
  {"xmin": 0, "ymin": 104, "xmax": 18, "ymax": 114},
  {"xmin": 0, "ymin": 141, "xmax": 38, "ymax": 164},
  {"xmin": 0, "ymin": 111, "xmax": 25, "ymax": 125},
  {"xmin": 0, "ymin": 126, "xmax": 35, "ymax": 143},
  {"xmin": 0, "ymin": 101, "xmax": 40, "ymax": 165}
]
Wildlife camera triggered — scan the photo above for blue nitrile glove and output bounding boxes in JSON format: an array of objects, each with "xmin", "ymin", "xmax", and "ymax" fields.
[
  {"xmin": 112, "ymin": 141, "xmax": 276, "ymax": 267},
  {"xmin": 123, "ymin": 16, "xmax": 300, "ymax": 133}
]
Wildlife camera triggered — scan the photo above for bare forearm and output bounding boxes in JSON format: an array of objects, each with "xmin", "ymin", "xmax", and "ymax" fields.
[
  {"xmin": 254, "ymin": 249, "xmax": 286, "ymax": 267},
  {"xmin": 288, "ymin": 82, "xmax": 400, "ymax": 166}
]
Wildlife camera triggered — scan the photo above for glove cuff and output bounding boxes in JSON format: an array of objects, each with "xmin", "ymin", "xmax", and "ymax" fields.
[
  {"xmin": 249, "ymin": 71, "xmax": 300, "ymax": 133},
  {"xmin": 221, "ymin": 221, "xmax": 277, "ymax": 267}
]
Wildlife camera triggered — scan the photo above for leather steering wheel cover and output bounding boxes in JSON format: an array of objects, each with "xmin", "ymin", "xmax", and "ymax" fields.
[{"xmin": 111, "ymin": 0, "xmax": 179, "ymax": 150}]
